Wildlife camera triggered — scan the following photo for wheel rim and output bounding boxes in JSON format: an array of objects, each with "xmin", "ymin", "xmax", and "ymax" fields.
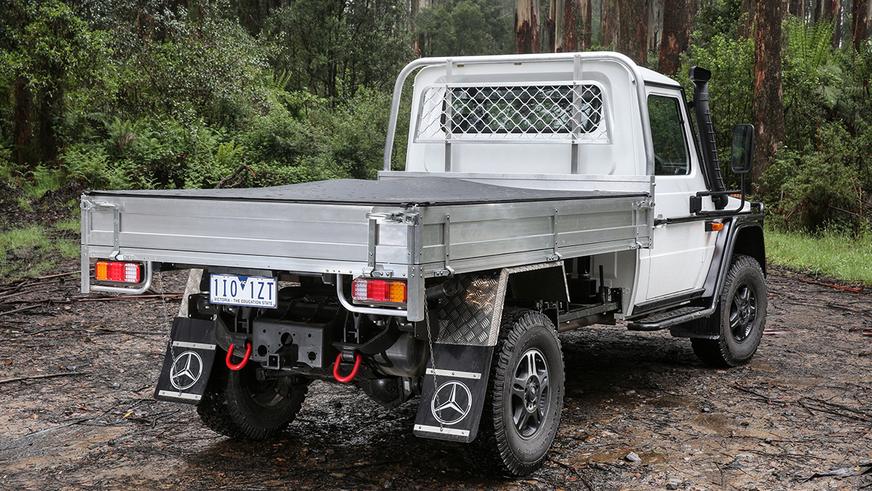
[
  {"xmin": 243, "ymin": 370, "xmax": 288, "ymax": 408},
  {"xmin": 511, "ymin": 348, "xmax": 550, "ymax": 439},
  {"xmin": 729, "ymin": 284, "xmax": 758, "ymax": 342}
]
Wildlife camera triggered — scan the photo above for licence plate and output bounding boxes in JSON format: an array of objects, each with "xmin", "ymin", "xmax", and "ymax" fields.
[{"xmin": 209, "ymin": 274, "xmax": 277, "ymax": 308}]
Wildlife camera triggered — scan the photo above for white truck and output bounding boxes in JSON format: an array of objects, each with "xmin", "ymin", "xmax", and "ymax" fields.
[{"xmin": 80, "ymin": 52, "xmax": 767, "ymax": 476}]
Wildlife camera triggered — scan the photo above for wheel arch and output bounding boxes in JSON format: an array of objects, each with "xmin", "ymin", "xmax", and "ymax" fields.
[
  {"xmin": 670, "ymin": 215, "xmax": 766, "ymax": 340},
  {"xmin": 504, "ymin": 263, "xmax": 569, "ymax": 326},
  {"xmin": 732, "ymin": 223, "xmax": 766, "ymax": 276}
]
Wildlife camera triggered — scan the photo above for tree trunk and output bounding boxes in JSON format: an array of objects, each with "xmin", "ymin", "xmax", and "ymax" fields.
[
  {"xmin": 556, "ymin": 0, "xmax": 579, "ymax": 51},
  {"xmin": 752, "ymin": 0, "xmax": 785, "ymax": 188},
  {"xmin": 821, "ymin": 0, "xmax": 834, "ymax": 19},
  {"xmin": 35, "ymin": 86, "xmax": 61, "ymax": 164},
  {"xmin": 788, "ymin": 0, "xmax": 802, "ymax": 15},
  {"xmin": 411, "ymin": 0, "xmax": 424, "ymax": 56},
  {"xmin": 546, "ymin": 0, "xmax": 557, "ymax": 52},
  {"xmin": 658, "ymin": 0, "xmax": 690, "ymax": 76},
  {"xmin": 649, "ymin": 0, "xmax": 664, "ymax": 54},
  {"xmin": 12, "ymin": 77, "xmax": 33, "ymax": 166},
  {"xmin": 580, "ymin": 0, "xmax": 593, "ymax": 49},
  {"xmin": 601, "ymin": 0, "xmax": 619, "ymax": 48},
  {"xmin": 618, "ymin": 0, "xmax": 649, "ymax": 65},
  {"xmin": 853, "ymin": 0, "xmax": 870, "ymax": 50},
  {"xmin": 832, "ymin": 0, "xmax": 842, "ymax": 47},
  {"xmin": 516, "ymin": 0, "xmax": 541, "ymax": 53}
]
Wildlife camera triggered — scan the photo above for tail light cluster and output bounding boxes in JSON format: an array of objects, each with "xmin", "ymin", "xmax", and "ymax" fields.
[
  {"xmin": 95, "ymin": 260, "xmax": 142, "ymax": 284},
  {"xmin": 351, "ymin": 277, "xmax": 407, "ymax": 306}
]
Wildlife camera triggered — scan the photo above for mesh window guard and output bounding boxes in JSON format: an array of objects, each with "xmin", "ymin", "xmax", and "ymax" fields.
[{"xmin": 415, "ymin": 83, "xmax": 609, "ymax": 143}]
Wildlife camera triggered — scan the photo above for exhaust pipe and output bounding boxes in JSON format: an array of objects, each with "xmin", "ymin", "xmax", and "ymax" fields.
[{"xmin": 689, "ymin": 67, "xmax": 728, "ymax": 210}]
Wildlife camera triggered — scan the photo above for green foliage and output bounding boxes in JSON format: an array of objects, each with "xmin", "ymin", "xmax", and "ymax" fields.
[
  {"xmin": 0, "ymin": 1, "xmax": 109, "ymax": 95},
  {"xmin": 326, "ymin": 88, "xmax": 394, "ymax": 179},
  {"xmin": 64, "ymin": 116, "xmax": 236, "ymax": 189},
  {"xmin": 781, "ymin": 18, "xmax": 842, "ymax": 146},
  {"xmin": 415, "ymin": 0, "xmax": 513, "ymax": 56},
  {"xmin": 764, "ymin": 121, "xmax": 871, "ymax": 232},
  {"xmin": 62, "ymin": 142, "xmax": 111, "ymax": 186},
  {"xmin": 114, "ymin": 15, "xmax": 269, "ymax": 126},
  {"xmin": 22, "ymin": 165, "xmax": 65, "ymax": 199},
  {"xmin": 241, "ymin": 102, "xmax": 325, "ymax": 167},
  {"xmin": 53, "ymin": 217, "xmax": 80, "ymax": 232},
  {"xmin": 692, "ymin": 0, "xmax": 745, "ymax": 43},
  {"xmin": 0, "ymin": 146, "xmax": 13, "ymax": 182},
  {"xmin": 767, "ymin": 20, "xmax": 872, "ymax": 233},
  {"xmin": 261, "ymin": 0, "xmax": 412, "ymax": 98},
  {"xmin": 0, "ymin": 223, "xmax": 80, "ymax": 281},
  {"xmin": 765, "ymin": 227, "xmax": 872, "ymax": 285}
]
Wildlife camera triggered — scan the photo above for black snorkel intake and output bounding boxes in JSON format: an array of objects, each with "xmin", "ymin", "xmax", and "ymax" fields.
[{"xmin": 689, "ymin": 66, "xmax": 728, "ymax": 210}]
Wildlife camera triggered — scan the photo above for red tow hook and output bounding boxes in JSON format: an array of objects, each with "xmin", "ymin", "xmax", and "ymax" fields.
[
  {"xmin": 225, "ymin": 342, "xmax": 252, "ymax": 371},
  {"xmin": 332, "ymin": 353, "xmax": 362, "ymax": 383}
]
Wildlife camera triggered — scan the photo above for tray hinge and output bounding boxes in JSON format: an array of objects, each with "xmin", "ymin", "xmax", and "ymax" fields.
[
  {"xmin": 546, "ymin": 208, "xmax": 563, "ymax": 261},
  {"xmin": 434, "ymin": 214, "xmax": 455, "ymax": 277},
  {"xmin": 632, "ymin": 197, "xmax": 654, "ymax": 249}
]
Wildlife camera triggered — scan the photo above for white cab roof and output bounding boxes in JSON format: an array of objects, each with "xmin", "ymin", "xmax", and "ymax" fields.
[{"xmin": 638, "ymin": 66, "xmax": 682, "ymax": 88}]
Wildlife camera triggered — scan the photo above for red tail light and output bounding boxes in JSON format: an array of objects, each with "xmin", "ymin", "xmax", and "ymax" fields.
[
  {"xmin": 95, "ymin": 260, "xmax": 141, "ymax": 283},
  {"xmin": 351, "ymin": 278, "xmax": 407, "ymax": 306}
]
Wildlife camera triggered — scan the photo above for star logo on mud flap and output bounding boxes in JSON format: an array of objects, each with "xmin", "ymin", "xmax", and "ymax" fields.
[
  {"xmin": 169, "ymin": 351, "xmax": 203, "ymax": 391},
  {"xmin": 431, "ymin": 380, "xmax": 472, "ymax": 426}
]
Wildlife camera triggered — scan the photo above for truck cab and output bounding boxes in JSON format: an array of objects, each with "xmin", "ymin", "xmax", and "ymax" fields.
[{"xmin": 80, "ymin": 52, "xmax": 766, "ymax": 476}]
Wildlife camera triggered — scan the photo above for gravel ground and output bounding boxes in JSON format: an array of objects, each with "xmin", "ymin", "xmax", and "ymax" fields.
[{"xmin": 0, "ymin": 268, "xmax": 870, "ymax": 490}]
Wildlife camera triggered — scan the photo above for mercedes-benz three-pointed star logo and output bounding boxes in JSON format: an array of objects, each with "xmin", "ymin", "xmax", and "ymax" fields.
[
  {"xmin": 169, "ymin": 350, "xmax": 203, "ymax": 391},
  {"xmin": 430, "ymin": 380, "xmax": 472, "ymax": 425}
]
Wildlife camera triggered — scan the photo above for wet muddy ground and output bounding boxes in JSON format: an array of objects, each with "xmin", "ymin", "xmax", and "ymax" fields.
[{"xmin": 1, "ymin": 268, "xmax": 870, "ymax": 490}]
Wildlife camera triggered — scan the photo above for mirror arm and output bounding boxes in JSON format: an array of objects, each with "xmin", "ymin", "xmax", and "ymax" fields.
[{"xmin": 693, "ymin": 174, "xmax": 747, "ymax": 216}]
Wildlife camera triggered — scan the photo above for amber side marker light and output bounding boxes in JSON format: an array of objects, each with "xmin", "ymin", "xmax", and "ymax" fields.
[
  {"xmin": 705, "ymin": 221, "xmax": 725, "ymax": 232},
  {"xmin": 94, "ymin": 260, "xmax": 142, "ymax": 283}
]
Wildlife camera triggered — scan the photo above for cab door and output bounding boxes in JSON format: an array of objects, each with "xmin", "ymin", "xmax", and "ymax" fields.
[{"xmin": 640, "ymin": 89, "xmax": 716, "ymax": 301}]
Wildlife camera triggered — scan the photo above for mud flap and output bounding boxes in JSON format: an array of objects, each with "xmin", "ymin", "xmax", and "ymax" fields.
[
  {"xmin": 154, "ymin": 318, "xmax": 217, "ymax": 404},
  {"xmin": 413, "ymin": 344, "xmax": 494, "ymax": 443}
]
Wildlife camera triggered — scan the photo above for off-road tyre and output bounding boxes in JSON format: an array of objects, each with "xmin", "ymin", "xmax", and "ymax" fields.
[
  {"xmin": 197, "ymin": 364, "xmax": 307, "ymax": 440},
  {"xmin": 692, "ymin": 254, "xmax": 767, "ymax": 368},
  {"xmin": 476, "ymin": 308, "xmax": 565, "ymax": 476}
]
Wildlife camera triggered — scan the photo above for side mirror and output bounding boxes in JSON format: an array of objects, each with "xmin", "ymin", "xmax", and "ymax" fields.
[{"xmin": 730, "ymin": 124, "xmax": 755, "ymax": 174}]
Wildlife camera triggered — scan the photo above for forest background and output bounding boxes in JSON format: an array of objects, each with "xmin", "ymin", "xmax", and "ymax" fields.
[{"xmin": 1, "ymin": 0, "xmax": 870, "ymax": 283}]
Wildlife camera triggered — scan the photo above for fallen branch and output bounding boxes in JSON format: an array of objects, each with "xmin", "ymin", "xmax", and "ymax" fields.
[
  {"xmin": 74, "ymin": 294, "xmax": 183, "ymax": 303},
  {"xmin": 799, "ymin": 397, "xmax": 872, "ymax": 423},
  {"xmin": 0, "ymin": 371, "xmax": 86, "ymax": 385},
  {"xmin": 548, "ymin": 457, "xmax": 594, "ymax": 491},
  {"xmin": 216, "ymin": 164, "xmax": 253, "ymax": 188},
  {"xmin": 733, "ymin": 382, "xmax": 780, "ymax": 404},
  {"xmin": 794, "ymin": 277, "xmax": 864, "ymax": 293},
  {"xmin": 0, "ymin": 281, "xmax": 33, "ymax": 298},
  {"xmin": 0, "ymin": 304, "xmax": 40, "ymax": 316},
  {"xmin": 805, "ymin": 462, "xmax": 872, "ymax": 481},
  {"xmin": 87, "ymin": 328, "xmax": 165, "ymax": 337},
  {"xmin": 35, "ymin": 271, "xmax": 80, "ymax": 280}
]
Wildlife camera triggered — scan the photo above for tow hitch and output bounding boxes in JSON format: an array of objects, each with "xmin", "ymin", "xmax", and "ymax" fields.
[
  {"xmin": 225, "ymin": 342, "xmax": 252, "ymax": 371},
  {"xmin": 332, "ymin": 351, "xmax": 362, "ymax": 383}
]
